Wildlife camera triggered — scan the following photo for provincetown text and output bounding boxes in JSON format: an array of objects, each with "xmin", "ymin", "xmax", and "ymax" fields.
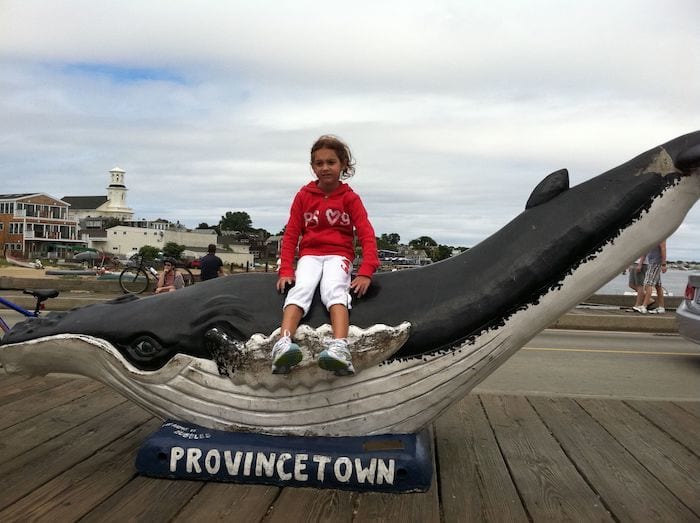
[{"xmin": 170, "ymin": 446, "xmax": 396, "ymax": 485}]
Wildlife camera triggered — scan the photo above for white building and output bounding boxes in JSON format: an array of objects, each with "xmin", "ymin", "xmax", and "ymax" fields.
[
  {"xmin": 63, "ymin": 167, "xmax": 135, "ymax": 222},
  {"xmin": 91, "ymin": 225, "xmax": 254, "ymax": 267}
]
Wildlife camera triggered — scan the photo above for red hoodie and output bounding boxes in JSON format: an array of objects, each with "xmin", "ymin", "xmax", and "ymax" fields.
[{"xmin": 279, "ymin": 181, "xmax": 379, "ymax": 279}]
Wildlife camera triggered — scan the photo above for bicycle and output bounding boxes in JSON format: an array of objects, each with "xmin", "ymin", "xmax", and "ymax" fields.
[
  {"xmin": 119, "ymin": 256, "xmax": 195, "ymax": 294},
  {"xmin": 0, "ymin": 289, "xmax": 59, "ymax": 334}
]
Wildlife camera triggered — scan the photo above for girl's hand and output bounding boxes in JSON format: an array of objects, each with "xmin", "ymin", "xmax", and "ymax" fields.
[
  {"xmin": 350, "ymin": 275, "xmax": 371, "ymax": 297},
  {"xmin": 277, "ymin": 277, "xmax": 295, "ymax": 293}
]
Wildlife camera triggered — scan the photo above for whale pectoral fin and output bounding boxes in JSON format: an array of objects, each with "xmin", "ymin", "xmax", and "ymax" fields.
[
  {"xmin": 204, "ymin": 328, "xmax": 245, "ymax": 377},
  {"xmin": 344, "ymin": 322, "xmax": 412, "ymax": 370},
  {"xmin": 525, "ymin": 168, "xmax": 569, "ymax": 209},
  {"xmin": 675, "ymin": 144, "xmax": 700, "ymax": 172}
]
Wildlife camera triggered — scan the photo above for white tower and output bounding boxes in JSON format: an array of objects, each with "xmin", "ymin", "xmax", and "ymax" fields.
[{"xmin": 106, "ymin": 167, "xmax": 131, "ymax": 211}]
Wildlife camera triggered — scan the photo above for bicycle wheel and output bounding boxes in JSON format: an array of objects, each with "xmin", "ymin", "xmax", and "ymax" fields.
[
  {"xmin": 119, "ymin": 267, "xmax": 150, "ymax": 294},
  {"xmin": 181, "ymin": 267, "xmax": 196, "ymax": 287}
]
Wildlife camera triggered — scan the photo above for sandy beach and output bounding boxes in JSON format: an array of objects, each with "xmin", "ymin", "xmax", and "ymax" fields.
[{"xmin": 0, "ymin": 266, "xmax": 66, "ymax": 280}]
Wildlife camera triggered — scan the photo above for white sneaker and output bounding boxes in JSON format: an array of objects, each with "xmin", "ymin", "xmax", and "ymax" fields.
[
  {"xmin": 271, "ymin": 333, "xmax": 302, "ymax": 374},
  {"xmin": 632, "ymin": 305, "xmax": 647, "ymax": 314},
  {"xmin": 318, "ymin": 339, "xmax": 355, "ymax": 376},
  {"xmin": 649, "ymin": 307, "xmax": 666, "ymax": 314}
]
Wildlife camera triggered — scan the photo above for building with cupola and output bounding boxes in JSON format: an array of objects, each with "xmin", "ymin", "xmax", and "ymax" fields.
[{"xmin": 62, "ymin": 167, "xmax": 135, "ymax": 224}]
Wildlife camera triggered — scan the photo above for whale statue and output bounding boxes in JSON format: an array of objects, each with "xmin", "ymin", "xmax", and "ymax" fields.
[{"xmin": 2, "ymin": 131, "xmax": 700, "ymax": 437}]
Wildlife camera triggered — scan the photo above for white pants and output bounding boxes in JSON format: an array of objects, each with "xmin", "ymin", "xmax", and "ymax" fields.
[{"xmin": 284, "ymin": 255, "xmax": 352, "ymax": 315}]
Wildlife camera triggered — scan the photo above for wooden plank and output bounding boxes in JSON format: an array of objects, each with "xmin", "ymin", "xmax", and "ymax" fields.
[
  {"xmin": 626, "ymin": 400, "xmax": 700, "ymax": 457},
  {"xmin": 0, "ymin": 386, "xmax": 127, "ymax": 462},
  {"xmin": 0, "ymin": 378, "xmax": 103, "ymax": 430},
  {"xmin": 266, "ymin": 487, "xmax": 354, "ymax": 522},
  {"xmin": 530, "ymin": 396, "xmax": 698, "ymax": 521},
  {"xmin": 352, "ymin": 475, "xmax": 439, "ymax": 522},
  {"xmin": 173, "ymin": 483, "xmax": 278, "ymax": 522},
  {"xmin": 0, "ymin": 418, "xmax": 161, "ymax": 521},
  {"xmin": 0, "ymin": 372, "xmax": 60, "ymax": 396},
  {"xmin": 673, "ymin": 401, "xmax": 700, "ymax": 420},
  {"xmin": 434, "ymin": 394, "xmax": 528, "ymax": 522},
  {"xmin": 0, "ymin": 401, "xmax": 152, "ymax": 511},
  {"xmin": 79, "ymin": 476, "xmax": 204, "ymax": 522},
  {"xmin": 579, "ymin": 398, "xmax": 700, "ymax": 516},
  {"xmin": 0, "ymin": 375, "xmax": 73, "ymax": 407},
  {"xmin": 353, "ymin": 429, "xmax": 440, "ymax": 523},
  {"xmin": 481, "ymin": 395, "xmax": 613, "ymax": 522}
]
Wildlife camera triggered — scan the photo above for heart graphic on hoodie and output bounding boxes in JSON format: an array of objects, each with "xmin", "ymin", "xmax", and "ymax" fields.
[{"xmin": 326, "ymin": 209, "xmax": 341, "ymax": 225}]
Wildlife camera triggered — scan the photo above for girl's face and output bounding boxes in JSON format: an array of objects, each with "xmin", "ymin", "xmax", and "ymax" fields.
[{"xmin": 311, "ymin": 148, "xmax": 344, "ymax": 193}]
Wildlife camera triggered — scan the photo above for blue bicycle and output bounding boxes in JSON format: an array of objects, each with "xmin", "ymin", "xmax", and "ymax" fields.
[{"xmin": 0, "ymin": 289, "xmax": 59, "ymax": 334}]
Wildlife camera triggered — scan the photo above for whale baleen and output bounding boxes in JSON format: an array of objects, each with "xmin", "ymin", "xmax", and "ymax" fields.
[{"xmin": 1, "ymin": 131, "xmax": 699, "ymax": 436}]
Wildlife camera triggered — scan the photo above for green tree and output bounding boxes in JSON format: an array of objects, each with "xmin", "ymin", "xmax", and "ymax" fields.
[
  {"xmin": 220, "ymin": 211, "xmax": 253, "ymax": 232},
  {"xmin": 384, "ymin": 233, "xmax": 400, "ymax": 245},
  {"xmin": 138, "ymin": 245, "xmax": 160, "ymax": 260},
  {"xmin": 377, "ymin": 232, "xmax": 401, "ymax": 250},
  {"xmin": 431, "ymin": 244, "xmax": 453, "ymax": 262},
  {"xmin": 408, "ymin": 236, "xmax": 437, "ymax": 249},
  {"xmin": 162, "ymin": 242, "xmax": 186, "ymax": 260},
  {"xmin": 253, "ymin": 227, "xmax": 271, "ymax": 241},
  {"xmin": 196, "ymin": 222, "xmax": 210, "ymax": 229}
]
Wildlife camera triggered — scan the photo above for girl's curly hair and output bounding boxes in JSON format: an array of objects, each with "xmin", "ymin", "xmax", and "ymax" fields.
[{"xmin": 310, "ymin": 135, "xmax": 356, "ymax": 179}]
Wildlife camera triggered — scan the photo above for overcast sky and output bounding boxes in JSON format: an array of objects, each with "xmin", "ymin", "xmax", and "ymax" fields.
[{"xmin": 2, "ymin": 1, "xmax": 700, "ymax": 260}]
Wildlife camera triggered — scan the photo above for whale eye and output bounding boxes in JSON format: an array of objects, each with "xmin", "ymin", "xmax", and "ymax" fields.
[{"xmin": 122, "ymin": 335, "xmax": 172, "ymax": 369}]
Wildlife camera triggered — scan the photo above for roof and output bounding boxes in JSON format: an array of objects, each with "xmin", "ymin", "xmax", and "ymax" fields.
[
  {"xmin": 0, "ymin": 193, "xmax": 36, "ymax": 199},
  {"xmin": 61, "ymin": 196, "xmax": 109, "ymax": 209}
]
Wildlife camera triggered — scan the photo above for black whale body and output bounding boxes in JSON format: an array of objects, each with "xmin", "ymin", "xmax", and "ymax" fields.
[{"xmin": 4, "ymin": 131, "xmax": 700, "ymax": 370}]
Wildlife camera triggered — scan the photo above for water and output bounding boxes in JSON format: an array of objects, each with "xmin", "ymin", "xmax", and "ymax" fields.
[{"xmin": 595, "ymin": 269, "xmax": 693, "ymax": 296}]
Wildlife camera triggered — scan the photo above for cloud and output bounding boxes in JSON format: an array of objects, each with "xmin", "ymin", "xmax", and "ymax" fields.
[{"xmin": 1, "ymin": 0, "xmax": 700, "ymax": 259}]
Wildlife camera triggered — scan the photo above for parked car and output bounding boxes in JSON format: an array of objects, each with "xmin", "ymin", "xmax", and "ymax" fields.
[{"xmin": 676, "ymin": 273, "xmax": 700, "ymax": 345}]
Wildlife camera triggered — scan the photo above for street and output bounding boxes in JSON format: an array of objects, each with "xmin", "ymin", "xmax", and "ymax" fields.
[
  {"xmin": 1, "ymin": 310, "xmax": 699, "ymax": 401},
  {"xmin": 476, "ymin": 329, "xmax": 700, "ymax": 401}
]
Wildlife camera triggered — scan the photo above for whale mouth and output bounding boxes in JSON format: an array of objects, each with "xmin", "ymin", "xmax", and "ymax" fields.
[{"xmin": 0, "ymin": 322, "xmax": 412, "ymax": 386}]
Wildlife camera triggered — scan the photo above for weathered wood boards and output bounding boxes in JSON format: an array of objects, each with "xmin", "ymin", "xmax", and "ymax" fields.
[{"xmin": 0, "ymin": 374, "xmax": 697, "ymax": 521}]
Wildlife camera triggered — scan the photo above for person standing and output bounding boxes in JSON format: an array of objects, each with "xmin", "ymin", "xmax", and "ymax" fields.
[
  {"xmin": 200, "ymin": 244, "xmax": 224, "ymax": 281},
  {"xmin": 628, "ymin": 257, "xmax": 651, "ymax": 310},
  {"xmin": 633, "ymin": 241, "xmax": 667, "ymax": 314}
]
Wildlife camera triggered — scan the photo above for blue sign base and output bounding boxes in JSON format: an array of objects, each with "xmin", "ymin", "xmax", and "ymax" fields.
[{"xmin": 135, "ymin": 420, "xmax": 433, "ymax": 493}]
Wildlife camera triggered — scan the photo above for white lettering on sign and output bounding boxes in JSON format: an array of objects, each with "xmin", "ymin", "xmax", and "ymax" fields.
[
  {"xmin": 377, "ymin": 459, "xmax": 395, "ymax": 485},
  {"xmin": 294, "ymin": 453, "xmax": 309, "ymax": 481},
  {"xmin": 170, "ymin": 446, "xmax": 185, "ymax": 472},
  {"xmin": 334, "ymin": 457, "xmax": 352, "ymax": 483},
  {"xmin": 256, "ymin": 452, "xmax": 276, "ymax": 477},
  {"xmin": 167, "ymin": 447, "xmax": 396, "ymax": 485},
  {"xmin": 277, "ymin": 453, "xmax": 292, "ymax": 481},
  {"xmin": 313, "ymin": 455, "xmax": 332, "ymax": 481},
  {"xmin": 355, "ymin": 458, "xmax": 377, "ymax": 484},
  {"xmin": 205, "ymin": 449, "xmax": 220, "ymax": 474},
  {"xmin": 163, "ymin": 422, "xmax": 212, "ymax": 440},
  {"xmin": 243, "ymin": 452, "xmax": 254, "ymax": 476},
  {"xmin": 186, "ymin": 447, "xmax": 203, "ymax": 473}
]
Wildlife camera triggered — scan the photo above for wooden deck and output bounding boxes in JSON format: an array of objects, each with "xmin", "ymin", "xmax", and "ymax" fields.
[{"xmin": 0, "ymin": 374, "xmax": 698, "ymax": 522}]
